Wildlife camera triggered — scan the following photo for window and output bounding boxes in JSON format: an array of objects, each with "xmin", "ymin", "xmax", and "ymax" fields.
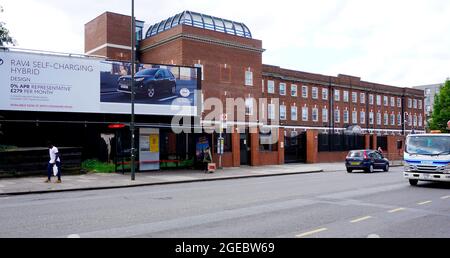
[
  {"xmin": 391, "ymin": 97, "xmax": 395, "ymax": 107},
  {"xmin": 397, "ymin": 97, "xmax": 402, "ymax": 108},
  {"xmin": 360, "ymin": 93, "xmax": 365, "ymax": 104},
  {"xmin": 262, "ymin": 80, "xmax": 264, "ymax": 93},
  {"xmin": 322, "ymin": 88, "xmax": 328, "ymax": 100},
  {"xmin": 245, "ymin": 69, "xmax": 253, "ymax": 86},
  {"xmin": 220, "ymin": 64, "xmax": 231, "ymax": 82},
  {"xmin": 280, "ymin": 105, "xmax": 286, "ymax": 120},
  {"xmin": 413, "ymin": 114, "xmax": 417, "ymax": 126},
  {"xmin": 390, "ymin": 113, "xmax": 395, "ymax": 126},
  {"xmin": 352, "ymin": 92, "xmax": 357, "ymax": 103},
  {"xmin": 369, "ymin": 94, "xmax": 374, "ymax": 105},
  {"xmin": 343, "ymin": 110, "xmax": 349, "ymax": 123},
  {"xmin": 397, "ymin": 113, "xmax": 402, "ymax": 126},
  {"xmin": 302, "ymin": 107, "xmax": 309, "ymax": 121},
  {"xmin": 360, "ymin": 111, "xmax": 366, "ymax": 124},
  {"xmin": 245, "ymin": 98, "xmax": 254, "ymax": 115},
  {"xmin": 352, "ymin": 110, "xmax": 357, "ymax": 124},
  {"xmin": 280, "ymin": 83, "xmax": 286, "ymax": 95},
  {"xmin": 334, "ymin": 109, "xmax": 340, "ymax": 123},
  {"xmin": 425, "ymin": 88, "xmax": 431, "ymax": 95},
  {"xmin": 377, "ymin": 112, "xmax": 381, "ymax": 125},
  {"xmin": 312, "ymin": 108, "xmax": 319, "ymax": 122},
  {"xmin": 291, "ymin": 106, "xmax": 298, "ymax": 121},
  {"xmin": 369, "ymin": 112, "xmax": 374, "ymax": 125},
  {"xmin": 334, "ymin": 90, "xmax": 340, "ymax": 101},
  {"xmin": 413, "ymin": 99, "xmax": 417, "ymax": 109},
  {"xmin": 418, "ymin": 100, "xmax": 422, "ymax": 109},
  {"xmin": 268, "ymin": 80, "xmax": 275, "ymax": 94},
  {"xmin": 259, "ymin": 130, "xmax": 278, "ymax": 152},
  {"xmin": 291, "ymin": 84, "xmax": 297, "ymax": 97},
  {"xmin": 322, "ymin": 108, "xmax": 328, "ymax": 122},
  {"xmin": 312, "ymin": 87, "xmax": 318, "ymax": 99},
  {"xmin": 376, "ymin": 95, "xmax": 381, "ymax": 106},
  {"xmin": 419, "ymin": 114, "xmax": 423, "ymax": 127},
  {"xmin": 383, "ymin": 96, "xmax": 388, "ymax": 106},
  {"xmin": 408, "ymin": 98, "xmax": 412, "ymax": 108},
  {"xmin": 194, "ymin": 63, "xmax": 204, "ymax": 80},
  {"xmin": 268, "ymin": 104, "xmax": 275, "ymax": 119},
  {"xmin": 408, "ymin": 113, "xmax": 412, "ymax": 126},
  {"xmin": 302, "ymin": 85, "xmax": 308, "ymax": 98},
  {"xmin": 343, "ymin": 91, "xmax": 349, "ymax": 102},
  {"xmin": 384, "ymin": 113, "xmax": 389, "ymax": 125}
]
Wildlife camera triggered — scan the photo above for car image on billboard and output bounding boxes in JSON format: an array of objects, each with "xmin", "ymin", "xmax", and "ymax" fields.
[
  {"xmin": 100, "ymin": 61, "xmax": 199, "ymax": 107},
  {"xmin": 118, "ymin": 68, "xmax": 177, "ymax": 99}
]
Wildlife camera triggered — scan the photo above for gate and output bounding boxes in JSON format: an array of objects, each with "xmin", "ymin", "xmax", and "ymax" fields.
[
  {"xmin": 377, "ymin": 136, "xmax": 388, "ymax": 151},
  {"xmin": 284, "ymin": 132, "xmax": 307, "ymax": 163}
]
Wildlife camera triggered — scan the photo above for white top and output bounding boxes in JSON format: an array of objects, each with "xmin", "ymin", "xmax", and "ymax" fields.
[{"xmin": 49, "ymin": 146, "xmax": 61, "ymax": 163}]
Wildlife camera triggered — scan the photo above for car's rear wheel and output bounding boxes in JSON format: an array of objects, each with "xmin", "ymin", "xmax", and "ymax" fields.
[
  {"xmin": 147, "ymin": 86, "xmax": 155, "ymax": 98},
  {"xmin": 383, "ymin": 164, "xmax": 389, "ymax": 172},
  {"xmin": 366, "ymin": 164, "xmax": 374, "ymax": 173},
  {"xmin": 346, "ymin": 168, "xmax": 352, "ymax": 173},
  {"xmin": 409, "ymin": 179, "xmax": 419, "ymax": 186}
]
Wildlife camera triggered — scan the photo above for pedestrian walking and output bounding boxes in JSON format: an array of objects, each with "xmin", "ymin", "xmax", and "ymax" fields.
[
  {"xmin": 377, "ymin": 146, "xmax": 384, "ymax": 156},
  {"xmin": 45, "ymin": 141, "xmax": 61, "ymax": 183},
  {"xmin": 203, "ymin": 147, "xmax": 213, "ymax": 173}
]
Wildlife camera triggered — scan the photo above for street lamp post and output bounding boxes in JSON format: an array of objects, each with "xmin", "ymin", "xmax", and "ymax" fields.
[{"xmin": 130, "ymin": 0, "xmax": 136, "ymax": 181}]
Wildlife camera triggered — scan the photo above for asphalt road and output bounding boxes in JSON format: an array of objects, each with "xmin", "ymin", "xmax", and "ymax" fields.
[{"xmin": 0, "ymin": 166, "xmax": 449, "ymax": 238}]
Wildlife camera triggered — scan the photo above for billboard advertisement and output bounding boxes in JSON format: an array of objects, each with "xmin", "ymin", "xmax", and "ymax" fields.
[{"xmin": 0, "ymin": 50, "xmax": 199, "ymax": 116}]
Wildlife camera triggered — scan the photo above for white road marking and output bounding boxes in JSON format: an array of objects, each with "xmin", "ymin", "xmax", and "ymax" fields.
[
  {"xmin": 367, "ymin": 234, "xmax": 380, "ymax": 238},
  {"xmin": 350, "ymin": 216, "xmax": 372, "ymax": 223},
  {"xmin": 441, "ymin": 196, "xmax": 450, "ymax": 200},
  {"xmin": 67, "ymin": 234, "xmax": 81, "ymax": 238},
  {"xmin": 388, "ymin": 208, "xmax": 405, "ymax": 213},
  {"xmin": 296, "ymin": 228, "xmax": 328, "ymax": 238},
  {"xmin": 418, "ymin": 201, "xmax": 432, "ymax": 205}
]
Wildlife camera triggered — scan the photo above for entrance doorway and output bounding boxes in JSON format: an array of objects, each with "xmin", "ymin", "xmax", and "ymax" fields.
[
  {"xmin": 284, "ymin": 131, "xmax": 307, "ymax": 163},
  {"xmin": 240, "ymin": 132, "xmax": 251, "ymax": 165}
]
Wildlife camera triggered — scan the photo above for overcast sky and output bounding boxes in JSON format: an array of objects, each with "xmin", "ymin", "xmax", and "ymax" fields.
[{"xmin": 1, "ymin": 0, "xmax": 449, "ymax": 87}]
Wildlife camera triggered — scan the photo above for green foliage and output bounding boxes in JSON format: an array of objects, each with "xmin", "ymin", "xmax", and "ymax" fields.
[
  {"xmin": 0, "ymin": 6, "xmax": 16, "ymax": 46},
  {"xmin": 81, "ymin": 159, "xmax": 116, "ymax": 173},
  {"xmin": 429, "ymin": 80, "xmax": 450, "ymax": 132}
]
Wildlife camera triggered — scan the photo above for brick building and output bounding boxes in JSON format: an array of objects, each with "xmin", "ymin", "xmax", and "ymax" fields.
[{"xmin": 84, "ymin": 11, "xmax": 425, "ymax": 167}]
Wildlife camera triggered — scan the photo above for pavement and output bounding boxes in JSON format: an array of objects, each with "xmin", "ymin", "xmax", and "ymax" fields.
[
  {"xmin": 0, "ymin": 163, "xmax": 328, "ymax": 196},
  {"xmin": 0, "ymin": 161, "xmax": 405, "ymax": 196}
]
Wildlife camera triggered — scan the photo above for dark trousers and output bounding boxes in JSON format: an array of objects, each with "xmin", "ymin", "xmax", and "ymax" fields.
[{"xmin": 47, "ymin": 161, "xmax": 61, "ymax": 180}]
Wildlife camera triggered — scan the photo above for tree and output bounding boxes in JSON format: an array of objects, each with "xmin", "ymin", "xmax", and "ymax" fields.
[
  {"xmin": 0, "ymin": 6, "xmax": 16, "ymax": 46},
  {"xmin": 429, "ymin": 80, "xmax": 450, "ymax": 132}
]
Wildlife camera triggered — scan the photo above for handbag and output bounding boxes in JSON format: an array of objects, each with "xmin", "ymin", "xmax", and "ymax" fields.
[{"xmin": 53, "ymin": 164, "xmax": 58, "ymax": 176}]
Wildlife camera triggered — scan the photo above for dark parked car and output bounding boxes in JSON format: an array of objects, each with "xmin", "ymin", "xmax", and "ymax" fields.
[
  {"xmin": 345, "ymin": 150, "xmax": 390, "ymax": 173},
  {"xmin": 117, "ymin": 68, "xmax": 176, "ymax": 98}
]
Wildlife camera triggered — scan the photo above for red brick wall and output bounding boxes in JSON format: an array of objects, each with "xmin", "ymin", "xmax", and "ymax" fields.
[
  {"xmin": 386, "ymin": 135, "xmax": 405, "ymax": 161},
  {"xmin": 262, "ymin": 65, "xmax": 425, "ymax": 132},
  {"xmin": 84, "ymin": 11, "xmax": 424, "ymax": 167},
  {"xmin": 85, "ymin": 12, "xmax": 107, "ymax": 53},
  {"xmin": 85, "ymin": 12, "xmax": 134, "ymax": 61},
  {"xmin": 258, "ymin": 152, "xmax": 279, "ymax": 166},
  {"xmin": 317, "ymin": 151, "xmax": 349, "ymax": 163}
]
